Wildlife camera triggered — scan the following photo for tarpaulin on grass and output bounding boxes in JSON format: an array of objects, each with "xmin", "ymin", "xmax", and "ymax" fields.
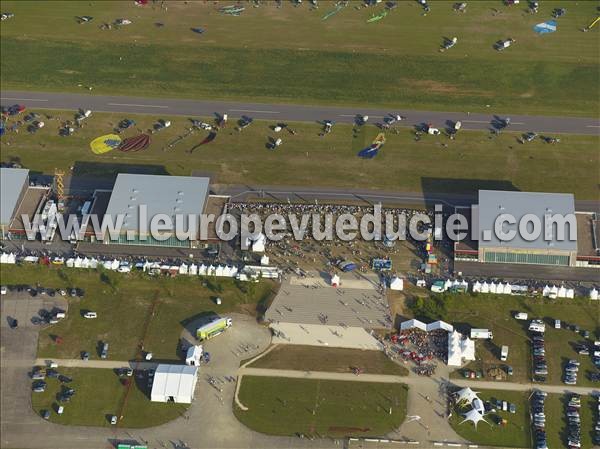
[
  {"xmin": 118, "ymin": 134, "xmax": 150, "ymax": 152},
  {"xmin": 90, "ymin": 134, "xmax": 121, "ymax": 154},
  {"xmin": 534, "ymin": 20, "xmax": 557, "ymax": 34}
]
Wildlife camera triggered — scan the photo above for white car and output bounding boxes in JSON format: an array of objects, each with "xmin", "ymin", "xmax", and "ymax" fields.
[
  {"xmin": 0, "ymin": 286, "xmax": 7, "ymax": 295},
  {"xmin": 83, "ymin": 311, "xmax": 97, "ymax": 319},
  {"xmin": 117, "ymin": 263, "xmax": 131, "ymax": 273}
]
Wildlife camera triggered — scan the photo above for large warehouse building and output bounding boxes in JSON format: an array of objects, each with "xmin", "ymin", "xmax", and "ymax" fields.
[
  {"xmin": 102, "ymin": 173, "xmax": 210, "ymax": 247},
  {"xmin": 477, "ymin": 190, "xmax": 577, "ymax": 267},
  {"xmin": 0, "ymin": 167, "xmax": 50, "ymax": 240},
  {"xmin": 455, "ymin": 190, "xmax": 599, "ymax": 270}
]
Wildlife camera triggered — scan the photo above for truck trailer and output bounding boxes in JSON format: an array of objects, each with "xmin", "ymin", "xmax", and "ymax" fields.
[
  {"xmin": 196, "ymin": 317, "xmax": 232, "ymax": 341},
  {"xmin": 500, "ymin": 345, "xmax": 509, "ymax": 361},
  {"xmin": 470, "ymin": 328, "xmax": 493, "ymax": 339}
]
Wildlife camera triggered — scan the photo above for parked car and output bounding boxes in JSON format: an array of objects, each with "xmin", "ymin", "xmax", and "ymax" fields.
[
  {"xmin": 41, "ymin": 409, "xmax": 50, "ymax": 420},
  {"xmin": 83, "ymin": 311, "xmax": 97, "ymax": 319}
]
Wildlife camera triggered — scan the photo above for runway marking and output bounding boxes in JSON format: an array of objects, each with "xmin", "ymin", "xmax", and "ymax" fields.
[
  {"xmin": 107, "ymin": 102, "xmax": 168, "ymax": 108},
  {"xmin": 586, "ymin": 125, "xmax": 600, "ymax": 128},
  {"xmin": 229, "ymin": 108, "xmax": 279, "ymax": 114},
  {"xmin": 0, "ymin": 97, "xmax": 48, "ymax": 102}
]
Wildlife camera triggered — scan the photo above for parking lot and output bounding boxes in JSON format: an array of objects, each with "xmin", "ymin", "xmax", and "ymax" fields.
[{"xmin": 1, "ymin": 295, "xmax": 68, "ymax": 330}]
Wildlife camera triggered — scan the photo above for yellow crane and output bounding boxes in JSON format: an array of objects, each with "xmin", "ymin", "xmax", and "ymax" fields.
[{"xmin": 54, "ymin": 168, "xmax": 65, "ymax": 202}]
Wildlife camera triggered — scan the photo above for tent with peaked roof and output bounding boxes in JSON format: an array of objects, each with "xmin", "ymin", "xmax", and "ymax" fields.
[
  {"xmin": 331, "ymin": 274, "xmax": 340, "ymax": 287},
  {"xmin": 473, "ymin": 281, "xmax": 481, "ymax": 293},
  {"xmin": 460, "ymin": 408, "xmax": 489, "ymax": 428},
  {"xmin": 390, "ymin": 276, "xmax": 404, "ymax": 291},
  {"xmin": 590, "ymin": 288, "xmax": 599, "ymax": 300},
  {"xmin": 455, "ymin": 387, "xmax": 480, "ymax": 404},
  {"xmin": 400, "ymin": 319, "xmax": 427, "ymax": 332},
  {"xmin": 189, "ymin": 263, "xmax": 198, "ymax": 276}
]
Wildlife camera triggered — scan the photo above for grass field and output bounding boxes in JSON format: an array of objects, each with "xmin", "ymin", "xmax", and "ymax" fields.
[
  {"xmin": 411, "ymin": 293, "xmax": 600, "ymax": 387},
  {"xmin": 1, "ymin": 1, "xmax": 598, "ymax": 116},
  {"xmin": 0, "ymin": 264, "xmax": 276, "ymax": 360},
  {"xmin": 246, "ymin": 345, "xmax": 408, "ymax": 376},
  {"xmin": 2, "ymin": 109, "xmax": 599, "ymax": 199},
  {"xmin": 30, "ymin": 367, "xmax": 188, "ymax": 427},
  {"xmin": 449, "ymin": 389, "xmax": 531, "ymax": 448},
  {"xmin": 234, "ymin": 376, "xmax": 407, "ymax": 437}
]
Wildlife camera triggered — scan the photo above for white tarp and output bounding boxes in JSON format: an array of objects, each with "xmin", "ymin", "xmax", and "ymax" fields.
[{"xmin": 150, "ymin": 364, "xmax": 198, "ymax": 404}]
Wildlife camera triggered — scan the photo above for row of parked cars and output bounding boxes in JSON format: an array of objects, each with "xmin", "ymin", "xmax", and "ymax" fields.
[
  {"xmin": 564, "ymin": 393, "xmax": 582, "ymax": 449},
  {"xmin": 31, "ymin": 363, "xmax": 73, "ymax": 419},
  {"xmin": 593, "ymin": 395, "xmax": 600, "ymax": 446},
  {"xmin": 530, "ymin": 323, "xmax": 547, "ymax": 382},
  {"xmin": 1, "ymin": 284, "xmax": 84, "ymax": 298},
  {"xmin": 563, "ymin": 359, "xmax": 580, "ymax": 385},
  {"xmin": 530, "ymin": 390, "xmax": 547, "ymax": 449}
]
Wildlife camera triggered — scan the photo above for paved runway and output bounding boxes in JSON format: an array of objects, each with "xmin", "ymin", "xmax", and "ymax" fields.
[{"xmin": 2, "ymin": 90, "xmax": 600, "ymax": 135}]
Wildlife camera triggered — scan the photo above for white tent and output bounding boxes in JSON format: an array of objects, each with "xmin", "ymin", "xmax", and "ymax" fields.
[
  {"xmin": 198, "ymin": 264, "xmax": 207, "ymax": 275},
  {"xmin": 216, "ymin": 265, "xmax": 225, "ymax": 277},
  {"xmin": 481, "ymin": 282, "xmax": 490, "ymax": 294},
  {"xmin": 473, "ymin": 281, "xmax": 481, "ymax": 293},
  {"xmin": 150, "ymin": 364, "xmax": 198, "ymax": 404},
  {"xmin": 81, "ymin": 257, "xmax": 91, "ymax": 269},
  {"xmin": 390, "ymin": 277, "xmax": 404, "ymax": 291},
  {"xmin": 502, "ymin": 282, "xmax": 512, "ymax": 295},
  {"xmin": 185, "ymin": 345, "xmax": 203, "ymax": 366},
  {"xmin": 111, "ymin": 259, "xmax": 120, "ymax": 270},
  {"xmin": 566, "ymin": 288, "xmax": 574, "ymax": 299},
  {"xmin": 444, "ymin": 279, "xmax": 453, "ymax": 291},
  {"xmin": 207, "ymin": 265, "xmax": 216, "ymax": 276},
  {"xmin": 460, "ymin": 408, "xmax": 489, "ymax": 428},
  {"xmin": 455, "ymin": 387, "xmax": 479, "ymax": 405},
  {"xmin": 189, "ymin": 263, "xmax": 198, "ymax": 275},
  {"xmin": 557, "ymin": 286, "xmax": 567, "ymax": 298},
  {"xmin": 103, "ymin": 260, "xmax": 113, "ymax": 270},
  {"xmin": 179, "ymin": 263, "xmax": 188, "ymax": 275},
  {"xmin": 489, "ymin": 282, "xmax": 497, "ymax": 294},
  {"xmin": 66, "ymin": 258, "xmax": 75, "ymax": 268},
  {"xmin": 549, "ymin": 285, "xmax": 559, "ymax": 299},
  {"xmin": 260, "ymin": 255, "xmax": 270, "ymax": 266},
  {"xmin": 460, "ymin": 280, "xmax": 469, "ymax": 291},
  {"xmin": 331, "ymin": 274, "xmax": 340, "ymax": 287},
  {"xmin": 590, "ymin": 288, "xmax": 599, "ymax": 300},
  {"xmin": 89, "ymin": 258, "xmax": 98, "ymax": 269},
  {"xmin": 447, "ymin": 331, "xmax": 475, "ymax": 367},
  {"xmin": 222, "ymin": 266, "xmax": 233, "ymax": 277},
  {"xmin": 229, "ymin": 266, "xmax": 239, "ymax": 277},
  {"xmin": 74, "ymin": 257, "xmax": 83, "ymax": 268},
  {"xmin": 252, "ymin": 233, "xmax": 266, "ymax": 253},
  {"xmin": 542, "ymin": 285, "xmax": 551, "ymax": 297},
  {"xmin": 427, "ymin": 321, "xmax": 454, "ymax": 332},
  {"xmin": 400, "ymin": 319, "xmax": 427, "ymax": 332},
  {"xmin": 23, "ymin": 255, "xmax": 38, "ymax": 263}
]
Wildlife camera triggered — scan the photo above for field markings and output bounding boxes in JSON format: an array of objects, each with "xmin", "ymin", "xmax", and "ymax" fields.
[
  {"xmin": 107, "ymin": 102, "xmax": 169, "ymax": 109},
  {"xmin": 229, "ymin": 108, "xmax": 280, "ymax": 114},
  {"xmin": 0, "ymin": 97, "xmax": 48, "ymax": 102}
]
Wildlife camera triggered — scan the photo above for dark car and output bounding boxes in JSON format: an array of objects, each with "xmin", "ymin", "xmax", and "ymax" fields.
[
  {"xmin": 81, "ymin": 351, "xmax": 90, "ymax": 361},
  {"xmin": 9, "ymin": 317, "xmax": 18, "ymax": 329},
  {"xmin": 57, "ymin": 394, "xmax": 71, "ymax": 403},
  {"xmin": 70, "ymin": 289, "xmax": 77, "ymax": 297},
  {"xmin": 41, "ymin": 409, "xmax": 51, "ymax": 420},
  {"xmin": 58, "ymin": 375, "xmax": 72, "ymax": 383},
  {"xmin": 46, "ymin": 369, "xmax": 59, "ymax": 378}
]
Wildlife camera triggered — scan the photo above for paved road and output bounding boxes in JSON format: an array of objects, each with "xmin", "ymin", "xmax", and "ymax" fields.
[
  {"xmin": 238, "ymin": 367, "xmax": 600, "ymax": 397},
  {"xmin": 2, "ymin": 90, "xmax": 600, "ymax": 135}
]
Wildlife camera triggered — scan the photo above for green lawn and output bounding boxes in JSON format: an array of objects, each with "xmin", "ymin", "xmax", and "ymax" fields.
[
  {"xmin": 449, "ymin": 389, "xmax": 531, "ymax": 448},
  {"xmin": 246, "ymin": 345, "xmax": 408, "ymax": 376},
  {"xmin": 1, "ymin": 1, "xmax": 598, "ymax": 116},
  {"xmin": 411, "ymin": 293, "xmax": 600, "ymax": 386},
  {"xmin": 30, "ymin": 367, "xmax": 188, "ymax": 427},
  {"xmin": 0, "ymin": 264, "xmax": 276, "ymax": 360},
  {"xmin": 2, "ymin": 109, "xmax": 599, "ymax": 199},
  {"xmin": 545, "ymin": 393, "xmax": 596, "ymax": 449},
  {"xmin": 234, "ymin": 376, "xmax": 407, "ymax": 437}
]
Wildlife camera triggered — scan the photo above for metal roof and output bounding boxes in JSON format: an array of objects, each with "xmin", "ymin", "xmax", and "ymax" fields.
[
  {"xmin": 104, "ymin": 174, "xmax": 209, "ymax": 234},
  {"xmin": 477, "ymin": 190, "xmax": 577, "ymax": 251},
  {"xmin": 0, "ymin": 168, "xmax": 29, "ymax": 225}
]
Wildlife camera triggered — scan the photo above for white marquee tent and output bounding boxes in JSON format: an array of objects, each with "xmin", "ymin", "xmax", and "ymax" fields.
[
  {"xmin": 455, "ymin": 387, "xmax": 479, "ymax": 405},
  {"xmin": 390, "ymin": 277, "xmax": 404, "ymax": 291},
  {"xmin": 447, "ymin": 331, "xmax": 476, "ymax": 367},
  {"xmin": 590, "ymin": 288, "xmax": 599, "ymax": 300},
  {"xmin": 151, "ymin": 364, "xmax": 198, "ymax": 404},
  {"xmin": 461, "ymin": 408, "xmax": 489, "ymax": 429}
]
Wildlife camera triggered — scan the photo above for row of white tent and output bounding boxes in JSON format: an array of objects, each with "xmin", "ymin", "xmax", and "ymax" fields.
[
  {"xmin": 472, "ymin": 281, "xmax": 526, "ymax": 295},
  {"xmin": 400, "ymin": 319, "xmax": 454, "ymax": 333},
  {"xmin": 447, "ymin": 330, "xmax": 476, "ymax": 367},
  {"xmin": 541, "ymin": 284, "xmax": 575, "ymax": 299}
]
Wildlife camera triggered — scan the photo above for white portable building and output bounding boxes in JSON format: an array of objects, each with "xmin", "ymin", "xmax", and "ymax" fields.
[{"xmin": 185, "ymin": 345, "xmax": 203, "ymax": 366}]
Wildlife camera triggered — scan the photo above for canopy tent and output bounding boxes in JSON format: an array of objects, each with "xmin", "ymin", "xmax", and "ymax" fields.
[
  {"xmin": 489, "ymin": 282, "xmax": 497, "ymax": 294},
  {"xmin": 179, "ymin": 263, "xmax": 188, "ymax": 275},
  {"xmin": 502, "ymin": 282, "xmax": 512, "ymax": 295},
  {"xmin": 542, "ymin": 285, "xmax": 551, "ymax": 297},
  {"xmin": 481, "ymin": 282, "xmax": 490, "ymax": 294},
  {"xmin": 473, "ymin": 281, "xmax": 482, "ymax": 293},
  {"xmin": 472, "ymin": 398, "xmax": 485, "ymax": 414},
  {"xmin": 428, "ymin": 321, "xmax": 454, "ymax": 332},
  {"xmin": 189, "ymin": 263, "xmax": 198, "ymax": 275},
  {"xmin": 566, "ymin": 288, "xmax": 574, "ymax": 299},
  {"xmin": 260, "ymin": 255, "xmax": 270, "ymax": 266},
  {"xmin": 66, "ymin": 258, "xmax": 75, "ymax": 268},
  {"xmin": 400, "ymin": 319, "xmax": 427, "ymax": 332},
  {"xmin": 389, "ymin": 276, "xmax": 404, "ymax": 291},
  {"xmin": 590, "ymin": 288, "xmax": 599, "ymax": 300},
  {"xmin": 251, "ymin": 233, "xmax": 266, "ymax": 253},
  {"xmin": 330, "ymin": 274, "xmax": 340, "ymax": 287},
  {"xmin": 460, "ymin": 408, "xmax": 489, "ymax": 429},
  {"xmin": 455, "ymin": 387, "xmax": 479, "ymax": 405}
]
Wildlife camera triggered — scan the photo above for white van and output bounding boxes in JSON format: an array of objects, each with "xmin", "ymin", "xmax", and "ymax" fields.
[
  {"xmin": 514, "ymin": 312, "xmax": 528, "ymax": 320},
  {"xmin": 554, "ymin": 319, "xmax": 561, "ymax": 329},
  {"xmin": 55, "ymin": 312, "xmax": 66, "ymax": 320},
  {"xmin": 57, "ymin": 406, "xmax": 64, "ymax": 415},
  {"xmin": 47, "ymin": 361, "xmax": 58, "ymax": 369}
]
